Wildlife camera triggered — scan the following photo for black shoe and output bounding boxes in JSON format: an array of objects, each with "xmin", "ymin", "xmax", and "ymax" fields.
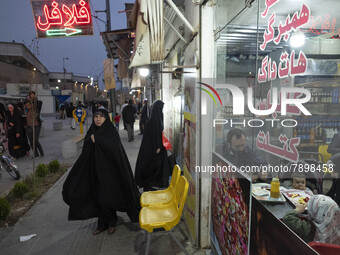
[
  {"xmin": 138, "ymin": 133, "xmax": 143, "ymax": 135},
  {"xmin": 93, "ymin": 229, "xmax": 106, "ymax": 235},
  {"xmin": 128, "ymin": 140, "xmax": 131, "ymax": 142},
  {"xmin": 107, "ymin": 226, "xmax": 116, "ymax": 235}
]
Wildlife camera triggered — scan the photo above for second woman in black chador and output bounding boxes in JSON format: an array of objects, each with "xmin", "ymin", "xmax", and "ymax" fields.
[
  {"xmin": 135, "ymin": 100, "xmax": 172, "ymax": 191},
  {"xmin": 62, "ymin": 109, "xmax": 140, "ymax": 235}
]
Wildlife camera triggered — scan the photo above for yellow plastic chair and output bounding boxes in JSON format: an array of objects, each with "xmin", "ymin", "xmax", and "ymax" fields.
[
  {"xmin": 138, "ymin": 176, "xmax": 189, "ymax": 255},
  {"xmin": 140, "ymin": 164, "xmax": 181, "ymax": 207},
  {"xmin": 318, "ymin": 145, "xmax": 331, "ymax": 164}
]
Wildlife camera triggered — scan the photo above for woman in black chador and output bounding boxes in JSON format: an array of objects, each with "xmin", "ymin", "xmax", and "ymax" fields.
[
  {"xmin": 62, "ymin": 109, "xmax": 140, "ymax": 235},
  {"xmin": 6, "ymin": 104, "xmax": 30, "ymax": 159},
  {"xmin": 135, "ymin": 100, "xmax": 171, "ymax": 191}
]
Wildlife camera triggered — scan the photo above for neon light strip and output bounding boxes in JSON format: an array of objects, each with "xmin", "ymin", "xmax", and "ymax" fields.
[{"xmin": 46, "ymin": 27, "xmax": 82, "ymax": 36}]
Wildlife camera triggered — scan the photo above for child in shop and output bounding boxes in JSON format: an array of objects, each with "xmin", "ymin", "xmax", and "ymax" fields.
[
  {"xmin": 114, "ymin": 113, "xmax": 121, "ymax": 130},
  {"xmin": 281, "ymin": 172, "xmax": 318, "ymax": 194},
  {"xmin": 291, "ymin": 172, "xmax": 318, "ymax": 194},
  {"xmin": 282, "ymin": 195, "xmax": 340, "ymax": 245}
]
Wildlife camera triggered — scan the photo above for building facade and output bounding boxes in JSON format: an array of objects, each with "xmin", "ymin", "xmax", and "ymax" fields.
[{"xmin": 0, "ymin": 41, "xmax": 105, "ymax": 115}]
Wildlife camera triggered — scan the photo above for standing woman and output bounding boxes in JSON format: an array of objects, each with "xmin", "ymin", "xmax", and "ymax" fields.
[
  {"xmin": 135, "ymin": 100, "xmax": 171, "ymax": 191},
  {"xmin": 62, "ymin": 109, "xmax": 140, "ymax": 235},
  {"xmin": 6, "ymin": 104, "xmax": 30, "ymax": 159}
]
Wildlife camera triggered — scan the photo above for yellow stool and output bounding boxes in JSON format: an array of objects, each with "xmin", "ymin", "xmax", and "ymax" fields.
[
  {"xmin": 318, "ymin": 145, "xmax": 331, "ymax": 164},
  {"xmin": 139, "ymin": 176, "xmax": 189, "ymax": 255},
  {"xmin": 140, "ymin": 164, "xmax": 181, "ymax": 207}
]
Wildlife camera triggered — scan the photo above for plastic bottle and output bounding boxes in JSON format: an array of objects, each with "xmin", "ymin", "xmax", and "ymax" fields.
[{"xmin": 270, "ymin": 177, "xmax": 280, "ymax": 198}]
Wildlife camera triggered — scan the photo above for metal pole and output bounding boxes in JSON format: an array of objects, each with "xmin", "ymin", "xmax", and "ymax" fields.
[
  {"xmin": 105, "ymin": 0, "xmax": 115, "ymax": 114},
  {"xmin": 105, "ymin": 0, "xmax": 111, "ymax": 31}
]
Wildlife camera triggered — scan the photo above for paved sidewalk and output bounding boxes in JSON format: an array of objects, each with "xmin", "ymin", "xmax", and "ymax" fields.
[{"xmin": 0, "ymin": 117, "xmax": 202, "ymax": 255}]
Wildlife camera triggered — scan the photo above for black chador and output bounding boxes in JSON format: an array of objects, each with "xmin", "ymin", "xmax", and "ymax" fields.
[
  {"xmin": 135, "ymin": 100, "xmax": 172, "ymax": 190},
  {"xmin": 62, "ymin": 109, "xmax": 140, "ymax": 232}
]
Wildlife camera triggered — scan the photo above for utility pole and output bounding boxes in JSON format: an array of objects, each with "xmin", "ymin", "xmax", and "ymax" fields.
[
  {"xmin": 97, "ymin": 0, "xmax": 115, "ymax": 114},
  {"xmin": 105, "ymin": 0, "xmax": 111, "ymax": 31},
  {"xmin": 105, "ymin": 0, "xmax": 116, "ymax": 114}
]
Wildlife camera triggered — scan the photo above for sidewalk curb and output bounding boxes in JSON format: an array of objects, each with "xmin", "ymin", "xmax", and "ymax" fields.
[{"xmin": 0, "ymin": 186, "xmax": 12, "ymax": 199}]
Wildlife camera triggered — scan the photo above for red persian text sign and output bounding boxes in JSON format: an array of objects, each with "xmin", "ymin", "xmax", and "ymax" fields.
[
  {"xmin": 258, "ymin": 0, "xmax": 310, "ymax": 83},
  {"xmin": 31, "ymin": 0, "xmax": 93, "ymax": 38}
]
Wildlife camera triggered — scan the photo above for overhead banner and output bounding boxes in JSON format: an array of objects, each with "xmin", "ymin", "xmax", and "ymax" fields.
[
  {"xmin": 129, "ymin": 0, "xmax": 164, "ymax": 68},
  {"xmin": 30, "ymin": 0, "xmax": 94, "ymax": 39},
  {"xmin": 129, "ymin": 0, "xmax": 150, "ymax": 68},
  {"xmin": 103, "ymin": 58, "xmax": 116, "ymax": 90}
]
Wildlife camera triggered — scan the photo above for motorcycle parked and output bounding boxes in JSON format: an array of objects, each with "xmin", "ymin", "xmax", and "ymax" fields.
[{"xmin": 0, "ymin": 132, "xmax": 20, "ymax": 180}]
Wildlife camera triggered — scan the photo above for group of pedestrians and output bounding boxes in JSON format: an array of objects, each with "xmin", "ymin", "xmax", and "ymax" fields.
[
  {"xmin": 1, "ymin": 91, "xmax": 44, "ymax": 160},
  {"xmin": 62, "ymin": 99, "xmax": 174, "ymax": 236}
]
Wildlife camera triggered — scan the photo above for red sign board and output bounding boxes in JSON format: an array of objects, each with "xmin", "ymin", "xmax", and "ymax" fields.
[{"xmin": 31, "ymin": 0, "xmax": 94, "ymax": 38}]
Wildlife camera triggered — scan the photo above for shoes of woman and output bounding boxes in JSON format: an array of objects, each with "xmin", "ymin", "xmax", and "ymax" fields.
[
  {"xmin": 107, "ymin": 226, "xmax": 115, "ymax": 235},
  {"xmin": 92, "ymin": 226, "xmax": 115, "ymax": 235},
  {"xmin": 92, "ymin": 229, "xmax": 105, "ymax": 235}
]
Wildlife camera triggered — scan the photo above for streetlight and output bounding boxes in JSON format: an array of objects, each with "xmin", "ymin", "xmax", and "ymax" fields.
[
  {"xmin": 139, "ymin": 68, "xmax": 150, "ymax": 77},
  {"xmin": 130, "ymin": 89, "xmax": 144, "ymax": 94},
  {"xmin": 63, "ymin": 57, "xmax": 69, "ymax": 73}
]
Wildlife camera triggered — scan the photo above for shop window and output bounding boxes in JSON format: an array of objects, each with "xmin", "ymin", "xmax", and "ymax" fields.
[{"xmin": 211, "ymin": 0, "xmax": 340, "ymax": 254}]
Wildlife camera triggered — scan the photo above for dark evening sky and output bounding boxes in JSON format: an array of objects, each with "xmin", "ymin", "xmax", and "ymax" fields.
[{"xmin": 0, "ymin": 0, "xmax": 134, "ymax": 89}]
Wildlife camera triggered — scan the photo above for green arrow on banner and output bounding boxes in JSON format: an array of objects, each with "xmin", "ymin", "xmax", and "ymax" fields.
[{"xmin": 46, "ymin": 27, "xmax": 82, "ymax": 37}]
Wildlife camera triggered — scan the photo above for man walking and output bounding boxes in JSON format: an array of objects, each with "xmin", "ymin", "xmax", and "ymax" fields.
[
  {"xmin": 122, "ymin": 99, "xmax": 136, "ymax": 142},
  {"xmin": 28, "ymin": 90, "xmax": 43, "ymax": 137},
  {"xmin": 66, "ymin": 102, "xmax": 76, "ymax": 130}
]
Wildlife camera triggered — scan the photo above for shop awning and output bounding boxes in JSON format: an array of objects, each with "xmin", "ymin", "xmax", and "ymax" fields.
[
  {"xmin": 101, "ymin": 29, "xmax": 135, "ymax": 79},
  {"xmin": 129, "ymin": 0, "xmax": 164, "ymax": 68}
]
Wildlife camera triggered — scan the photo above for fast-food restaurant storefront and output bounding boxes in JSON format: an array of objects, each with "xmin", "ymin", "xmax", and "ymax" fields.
[
  {"xmin": 135, "ymin": 0, "xmax": 340, "ymax": 253},
  {"xmin": 206, "ymin": 0, "xmax": 340, "ymax": 254}
]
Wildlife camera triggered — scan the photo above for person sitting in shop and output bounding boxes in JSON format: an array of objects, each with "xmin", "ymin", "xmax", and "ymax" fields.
[
  {"xmin": 223, "ymin": 128, "xmax": 269, "ymax": 183},
  {"xmin": 328, "ymin": 132, "xmax": 340, "ymax": 156},
  {"xmin": 324, "ymin": 132, "xmax": 340, "ymax": 205},
  {"xmin": 282, "ymin": 172, "xmax": 318, "ymax": 194},
  {"xmin": 282, "ymin": 194, "xmax": 340, "ymax": 245}
]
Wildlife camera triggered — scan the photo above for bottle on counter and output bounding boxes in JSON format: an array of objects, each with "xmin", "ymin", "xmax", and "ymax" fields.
[{"xmin": 270, "ymin": 177, "xmax": 280, "ymax": 198}]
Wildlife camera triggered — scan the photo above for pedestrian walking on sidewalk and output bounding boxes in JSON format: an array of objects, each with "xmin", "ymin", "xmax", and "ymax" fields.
[
  {"xmin": 139, "ymin": 99, "xmax": 148, "ymax": 135},
  {"xmin": 121, "ymin": 100, "xmax": 128, "ymax": 130},
  {"xmin": 122, "ymin": 99, "xmax": 137, "ymax": 142},
  {"xmin": 62, "ymin": 109, "xmax": 140, "ymax": 235},
  {"xmin": 135, "ymin": 100, "xmax": 172, "ymax": 191},
  {"xmin": 66, "ymin": 102, "xmax": 76, "ymax": 130},
  {"xmin": 24, "ymin": 101, "xmax": 44, "ymax": 157},
  {"xmin": 28, "ymin": 91, "xmax": 43, "ymax": 133},
  {"xmin": 114, "ymin": 113, "xmax": 121, "ymax": 130},
  {"xmin": 6, "ymin": 104, "xmax": 30, "ymax": 159}
]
